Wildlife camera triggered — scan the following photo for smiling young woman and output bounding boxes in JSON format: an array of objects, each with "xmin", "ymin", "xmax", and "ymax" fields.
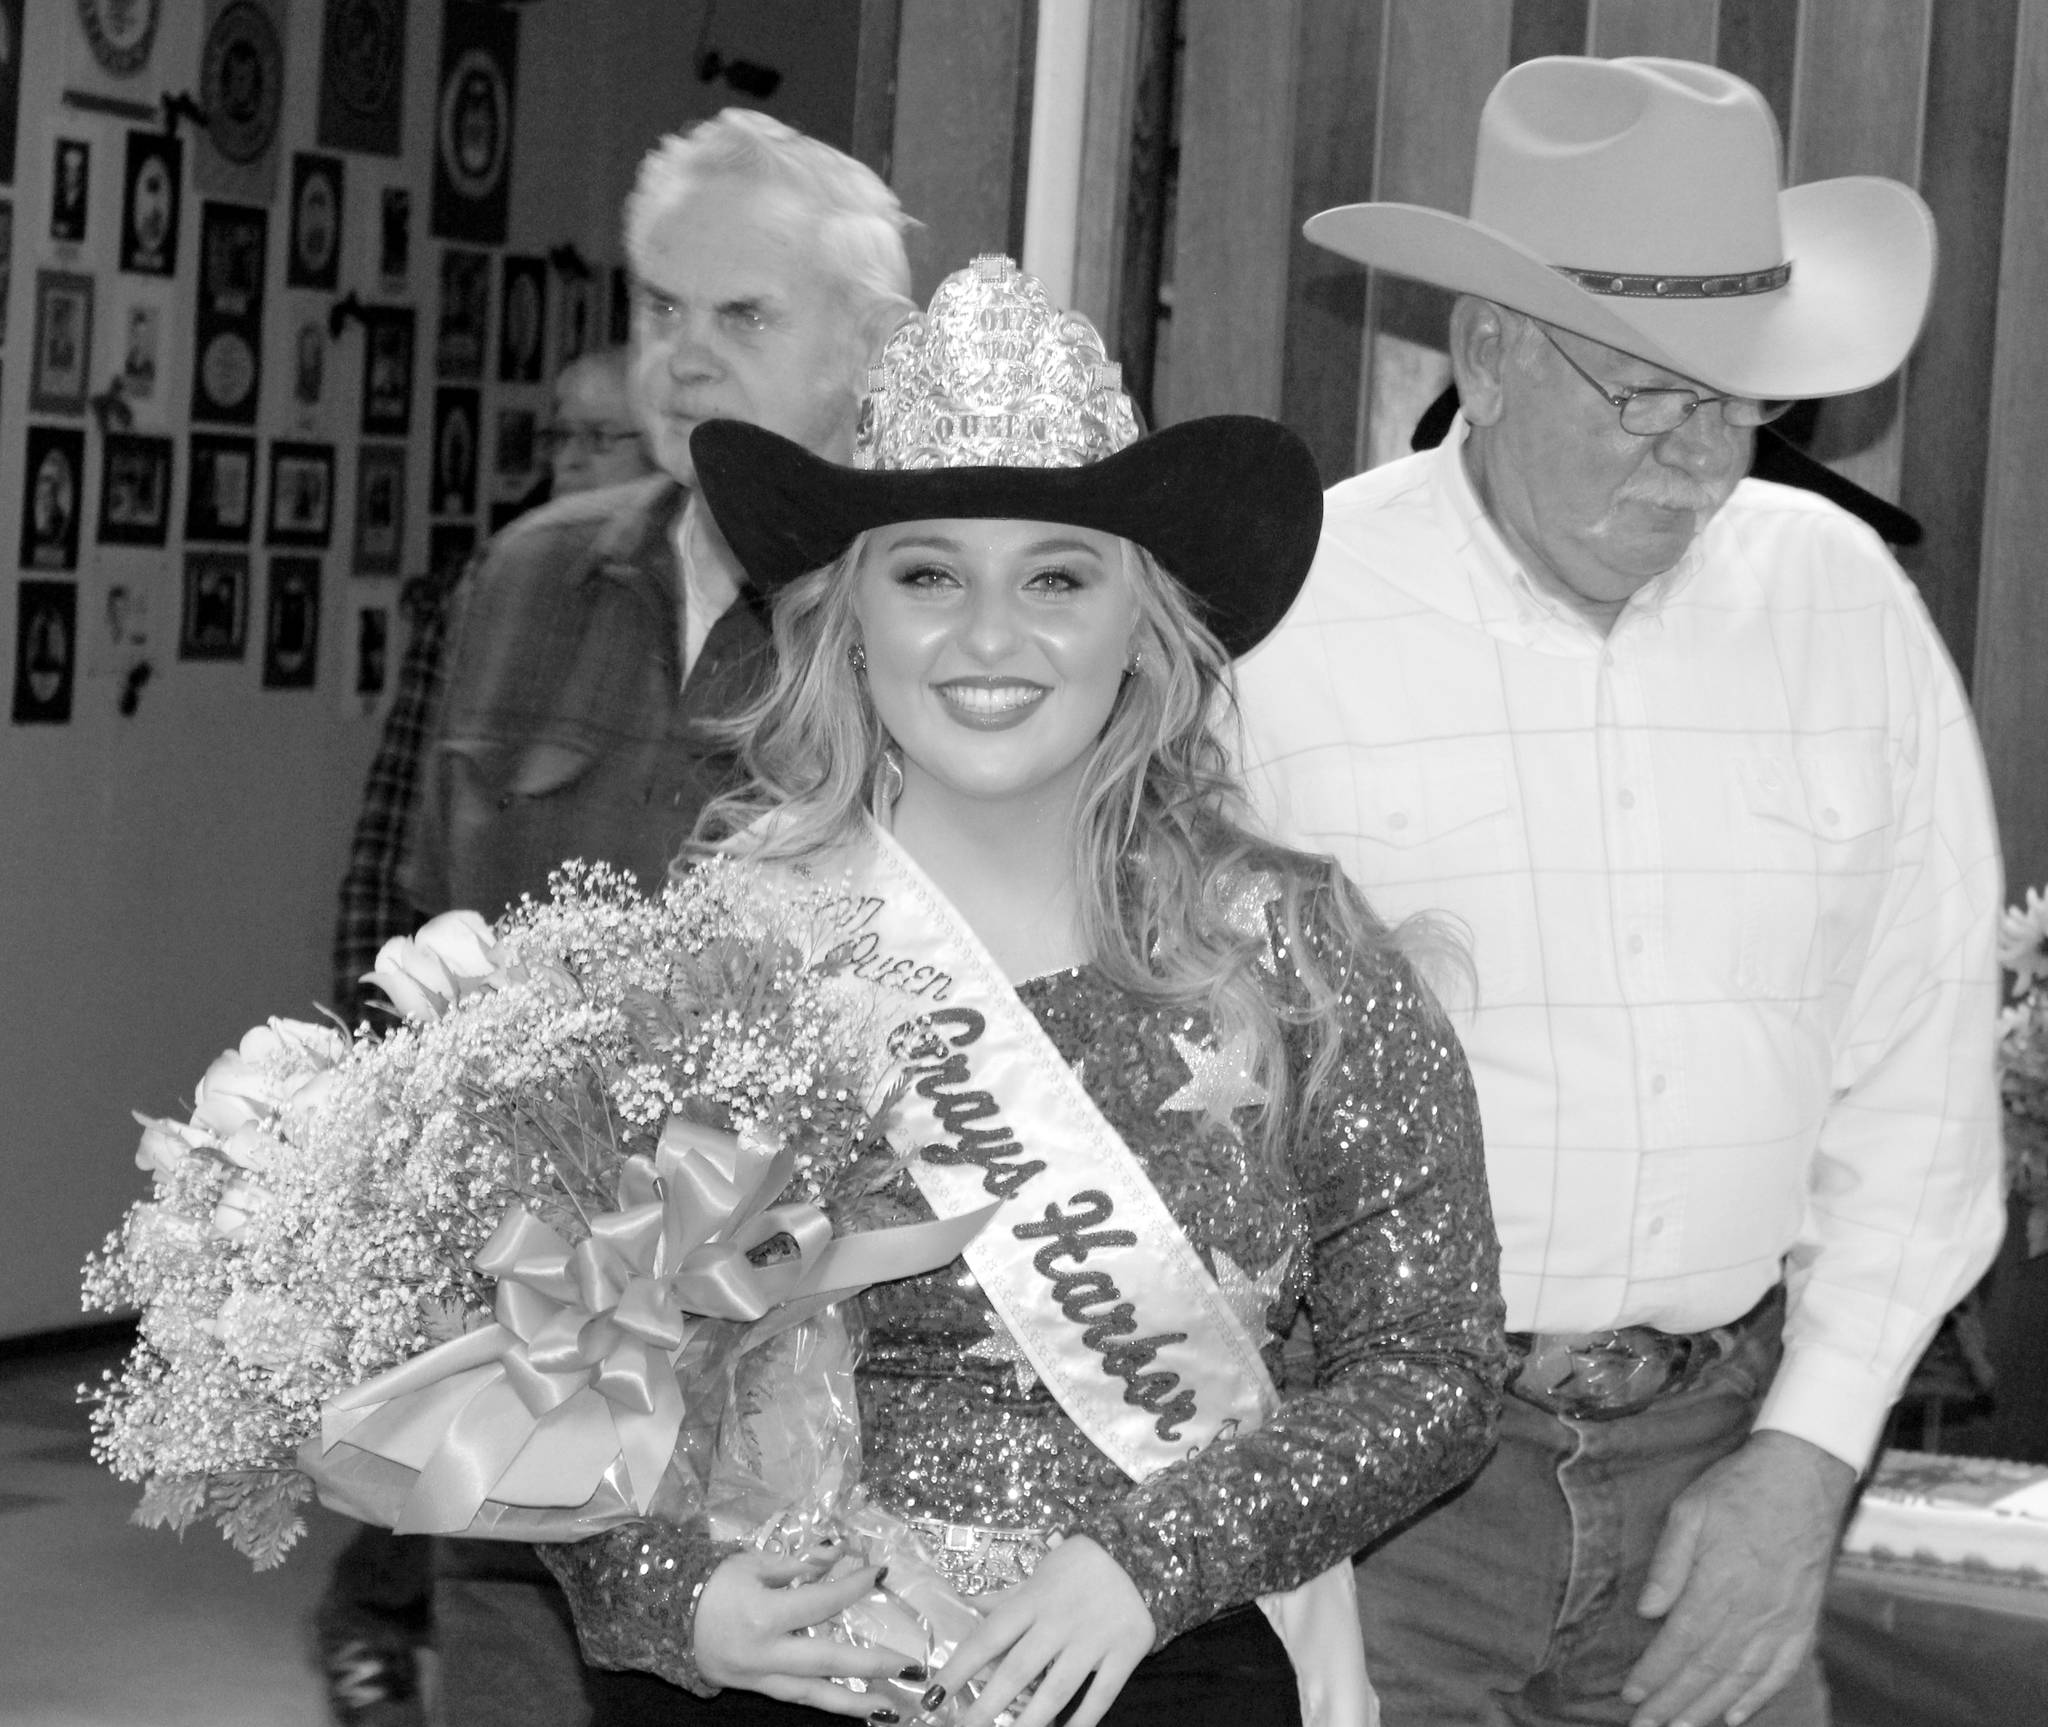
[{"xmin": 536, "ymin": 257, "xmax": 1507, "ymax": 1727}]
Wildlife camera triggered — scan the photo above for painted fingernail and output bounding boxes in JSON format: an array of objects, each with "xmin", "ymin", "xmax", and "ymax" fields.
[
  {"xmin": 897, "ymin": 1663, "xmax": 929, "ymax": 1683},
  {"xmin": 872, "ymin": 1565, "xmax": 889, "ymax": 1587},
  {"xmin": 869, "ymin": 1711, "xmax": 901, "ymax": 1725},
  {"xmin": 922, "ymin": 1683, "xmax": 947, "ymax": 1711}
]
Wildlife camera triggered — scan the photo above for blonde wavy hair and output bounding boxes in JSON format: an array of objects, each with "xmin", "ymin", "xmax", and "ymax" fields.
[{"xmin": 693, "ymin": 536, "xmax": 1451, "ymax": 1169}]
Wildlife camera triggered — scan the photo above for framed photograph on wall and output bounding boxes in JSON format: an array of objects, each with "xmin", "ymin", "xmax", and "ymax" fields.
[
  {"xmin": 498, "ymin": 254, "xmax": 545, "ymax": 382},
  {"xmin": 361, "ymin": 306, "xmax": 415, "ymax": 436},
  {"xmin": 20, "ymin": 424, "xmax": 85, "ymax": 571},
  {"xmin": 50, "ymin": 137, "xmax": 89, "ymax": 245},
  {"xmin": 77, "ymin": 0, "xmax": 164, "ymax": 78},
  {"xmin": 0, "ymin": 0, "xmax": 23, "ymax": 186},
  {"xmin": 98, "ymin": 433, "xmax": 174, "ymax": 547},
  {"xmin": 353, "ymin": 442, "xmax": 406, "ymax": 574},
  {"xmin": 379, "ymin": 187, "xmax": 411, "ymax": 286},
  {"xmin": 185, "ymin": 432, "xmax": 258, "ymax": 542},
  {"xmin": 120, "ymin": 301, "xmax": 161, "ymax": 399},
  {"xmin": 13, "ymin": 579, "xmax": 78, "ymax": 725},
  {"xmin": 293, "ymin": 317, "xmax": 327, "ymax": 407},
  {"xmin": 286, "ymin": 152, "xmax": 343, "ymax": 290},
  {"xmin": 267, "ymin": 441, "xmax": 336, "ymax": 548},
  {"xmin": 436, "ymin": 246, "xmax": 490, "ymax": 379},
  {"xmin": 180, "ymin": 550, "xmax": 249, "ymax": 661},
  {"xmin": 432, "ymin": 387, "xmax": 479, "ymax": 517},
  {"xmin": 554, "ymin": 269, "xmax": 594, "ymax": 374},
  {"xmin": 318, "ymin": 0, "xmax": 404, "ymax": 155},
  {"xmin": 262, "ymin": 555, "xmax": 321, "ymax": 689},
  {"xmin": 191, "ymin": 201, "xmax": 268, "ymax": 425},
  {"xmin": 430, "ymin": 2, "xmax": 516, "ymax": 244},
  {"xmin": 30, "ymin": 271, "xmax": 94, "ymax": 414},
  {"xmin": 119, "ymin": 130, "xmax": 181, "ymax": 276}
]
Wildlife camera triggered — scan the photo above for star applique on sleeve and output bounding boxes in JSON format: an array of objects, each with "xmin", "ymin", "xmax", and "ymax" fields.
[
  {"xmin": 1158, "ymin": 1030, "xmax": 1268, "ymax": 1135},
  {"xmin": 964, "ymin": 1314, "xmax": 1041, "ymax": 1394},
  {"xmin": 1210, "ymin": 1245, "xmax": 1292, "ymax": 1341},
  {"xmin": 1218, "ymin": 871, "xmax": 1282, "ymax": 962}
]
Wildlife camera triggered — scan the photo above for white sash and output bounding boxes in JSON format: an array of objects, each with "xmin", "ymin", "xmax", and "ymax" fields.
[{"xmin": 792, "ymin": 820, "xmax": 1375, "ymax": 1727}]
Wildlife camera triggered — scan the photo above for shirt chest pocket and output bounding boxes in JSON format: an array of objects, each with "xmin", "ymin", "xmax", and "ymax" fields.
[
  {"xmin": 1355, "ymin": 757, "xmax": 1515, "ymax": 852},
  {"xmin": 1735, "ymin": 747, "xmax": 1893, "ymax": 1000},
  {"xmin": 1349, "ymin": 755, "xmax": 1529, "ymax": 1001}
]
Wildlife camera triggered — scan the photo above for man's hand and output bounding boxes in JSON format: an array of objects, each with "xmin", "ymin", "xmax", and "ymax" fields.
[
  {"xmin": 937, "ymin": 1536, "xmax": 1156, "ymax": 1727},
  {"xmin": 1623, "ymin": 1430, "xmax": 1858, "ymax": 1727}
]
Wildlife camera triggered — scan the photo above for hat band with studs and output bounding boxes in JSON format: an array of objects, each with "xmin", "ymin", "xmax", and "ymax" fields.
[{"xmin": 1554, "ymin": 261, "xmax": 1792, "ymax": 299}]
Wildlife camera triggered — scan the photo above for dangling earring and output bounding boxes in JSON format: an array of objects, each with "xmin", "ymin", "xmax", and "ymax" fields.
[
  {"xmin": 1124, "ymin": 647, "xmax": 1144, "ymax": 679},
  {"xmin": 848, "ymin": 641, "xmax": 867, "ymax": 671},
  {"xmin": 872, "ymin": 746, "xmax": 904, "ymax": 816}
]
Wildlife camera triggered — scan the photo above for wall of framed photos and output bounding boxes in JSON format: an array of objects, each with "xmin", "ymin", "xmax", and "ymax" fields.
[{"xmin": 0, "ymin": 0, "xmax": 884, "ymax": 1337}]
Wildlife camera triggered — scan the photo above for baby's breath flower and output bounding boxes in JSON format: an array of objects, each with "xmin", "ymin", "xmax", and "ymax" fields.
[{"xmin": 86, "ymin": 859, "xmax": 904, "ymax": 1564}]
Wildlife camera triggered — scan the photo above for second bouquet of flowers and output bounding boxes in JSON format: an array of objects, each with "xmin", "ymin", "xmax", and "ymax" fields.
[
  {"xmin": 84, "ymin": 858, "xmax": 988, "ymax": 1567},
  {"xmin": 2000, "ymin": 884, "xmax": 2048, "ymax": 1257}
]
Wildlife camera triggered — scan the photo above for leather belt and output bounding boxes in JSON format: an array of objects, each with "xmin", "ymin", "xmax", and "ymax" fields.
[{"xmin": 1505, "ymin": 1285, "xmax": 1781, "ymax": 1421}]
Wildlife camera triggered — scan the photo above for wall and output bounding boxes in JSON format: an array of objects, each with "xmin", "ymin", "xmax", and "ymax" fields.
[
  {"xmin": 0, "ymin": 0, "xmax": 872, "ymax": 1340},
  {"xmin": 891, "ymin": 0, "xmax": 1035, "ymax": 302}
]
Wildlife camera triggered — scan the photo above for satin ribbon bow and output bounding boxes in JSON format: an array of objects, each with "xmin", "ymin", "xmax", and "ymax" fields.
[{"xmin": 315, "ymin": 1119, "xmax": 994, "ymax": 1535}]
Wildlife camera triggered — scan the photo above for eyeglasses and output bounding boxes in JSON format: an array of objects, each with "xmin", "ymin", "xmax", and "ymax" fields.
[
  {"xmin": 1540, "ymin": 327, "xmax": 1792, "ymax": 437},
  {"xmin": 537, "ymin": 423, "xmax": 644, "ymax": 457}
]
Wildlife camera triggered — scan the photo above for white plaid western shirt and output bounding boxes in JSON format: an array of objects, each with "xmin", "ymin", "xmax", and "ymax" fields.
[{"xmin": 1234, "ymin": 424, "xmax": 2005, "ymax": 1468}]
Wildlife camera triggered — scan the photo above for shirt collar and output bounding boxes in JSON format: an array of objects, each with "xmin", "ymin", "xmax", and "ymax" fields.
[{"xmin": 1430, "ymin": 415, "xmax": 1707, "ymax": 645}]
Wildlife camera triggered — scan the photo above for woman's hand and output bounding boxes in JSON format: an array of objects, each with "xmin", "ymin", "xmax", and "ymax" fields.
[
  {"xmin": 936, "ymin": 1536, "xmax": 1156, "ymax": 1727},
  {"xmin": 694, "ymin": 1550, "xmax": 922, "ymax": 1717}
]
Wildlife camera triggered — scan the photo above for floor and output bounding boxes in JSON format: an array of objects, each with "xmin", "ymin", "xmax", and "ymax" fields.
[{"xmin": 0, "ymin": 1332, "xmax": 352, "ymax": 1727}]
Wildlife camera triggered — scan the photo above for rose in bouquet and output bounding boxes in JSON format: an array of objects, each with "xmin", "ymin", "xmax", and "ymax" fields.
[
  {"xmin": 1999, "ymin": 885, "xmax": 2048, "ymax": 1257},
  {"xmin": 83, "ymin": 859, "xmax": 984, "ymax": 1571}
]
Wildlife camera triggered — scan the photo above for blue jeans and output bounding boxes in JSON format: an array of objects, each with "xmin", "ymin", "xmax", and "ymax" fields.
[{"xmin": 1356, "ymin": 1302, "xmax": 1827, "ymax": 1726}]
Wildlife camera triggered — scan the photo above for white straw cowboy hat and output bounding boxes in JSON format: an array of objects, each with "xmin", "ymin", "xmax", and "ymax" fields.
[{"xmin": 1305, "ymin": 56, "xmax": 1935, "ymax": 401}]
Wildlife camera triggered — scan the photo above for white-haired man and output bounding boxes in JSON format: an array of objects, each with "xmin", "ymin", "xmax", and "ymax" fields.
[
  {"xmin": 1236, "ymin": 58, "xmax": 2004, "ymax": 1727},
  {"xmin": 402, "ymin": 108, "xmax": 913, "ymax": 923}
]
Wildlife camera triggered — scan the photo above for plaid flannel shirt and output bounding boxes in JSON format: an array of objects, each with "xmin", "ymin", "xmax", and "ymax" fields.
[{"xmin": 332, "ymin": 577, "xmax": 452, "ymax": 1026}]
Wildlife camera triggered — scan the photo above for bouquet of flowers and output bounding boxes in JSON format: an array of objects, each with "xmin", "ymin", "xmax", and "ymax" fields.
[
  {"xmin": 1999, "ymin": 885, "xmax": 2048, "ymax": 1257},
  {"xmin": 82, "ymin": 859, "xmax": 985, "ymax": 1579}
]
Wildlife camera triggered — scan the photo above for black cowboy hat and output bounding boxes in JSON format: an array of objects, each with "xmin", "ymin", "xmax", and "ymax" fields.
[{"xmin": 688, "ymin": 412, "xmax": 1324, "ymax": 659}]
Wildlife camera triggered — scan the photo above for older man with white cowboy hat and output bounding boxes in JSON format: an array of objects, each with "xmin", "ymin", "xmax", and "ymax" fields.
[{"xmin": 1236, "ymin": 56, "xmax": 2004, "ymax": 1727}]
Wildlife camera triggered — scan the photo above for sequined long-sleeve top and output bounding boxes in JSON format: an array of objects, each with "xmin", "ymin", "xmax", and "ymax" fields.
[{"xmin": 544, "ymin": 894, "xmax": 1506, "ymax": 1692}]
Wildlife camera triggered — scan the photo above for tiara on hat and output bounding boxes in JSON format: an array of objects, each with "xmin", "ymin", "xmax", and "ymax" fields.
[{"xmin": 853, "ymin": 255, "xmax": 1141, "ymax": 472}]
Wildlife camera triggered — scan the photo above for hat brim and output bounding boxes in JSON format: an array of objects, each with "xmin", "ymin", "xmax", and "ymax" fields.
[
  {"xmin": 1305, "ymin": 175, "xmax": 1934, "ymax": 400},
  {"xmin": 690, "ymin": 416, "xmax": 1324, "ymax": 658}
]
